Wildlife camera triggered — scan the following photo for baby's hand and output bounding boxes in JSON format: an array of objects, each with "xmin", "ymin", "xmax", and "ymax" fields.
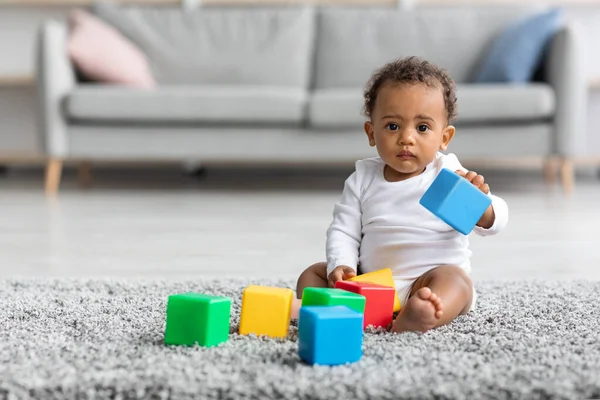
[
  {"xmin": 455, "ymin": 169, "xmax": 495, "ymax": 228},
  {"xmin": 455, "ymin": 169, "xmax": 490, "ymax": 194},
  {"xmin": 327, "ymin": 265, "xmax": 357, "ymax": 288}
]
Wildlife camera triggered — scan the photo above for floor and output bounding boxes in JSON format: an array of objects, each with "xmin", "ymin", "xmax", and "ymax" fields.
[{"xmin": 1, "ymin": 165, "xmax": 600, "ymax": 282}]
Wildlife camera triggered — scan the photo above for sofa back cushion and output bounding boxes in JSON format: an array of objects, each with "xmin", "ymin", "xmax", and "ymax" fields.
[
  {"xmin": 93, "ymin": 2, "xmax": 315, "ymax": 88},
  {"xmin": 314, "ymin": 5, "xmax": 546, "ymax": 88}
]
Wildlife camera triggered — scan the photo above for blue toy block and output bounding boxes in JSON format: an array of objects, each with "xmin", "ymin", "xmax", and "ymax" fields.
[
  {"xmin": 298, "ymin": 306, "xmax": 363, "ymax": 366},
  {"xmin": 420, "ymin": 168, "xmax": 492, "ymax": 235}
]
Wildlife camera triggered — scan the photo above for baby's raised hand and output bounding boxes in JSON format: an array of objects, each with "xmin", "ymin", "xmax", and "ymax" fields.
[
  {"xmin": 455, "ymin": 169, "xmax": 495, "ymax": 228},
  {"xmin": 327, "ymin": 265, "xmax": 357, "ymax": 288},
  {"xmin": 455, "ymin": 169, "xmax": 490, "ymax": 194}
]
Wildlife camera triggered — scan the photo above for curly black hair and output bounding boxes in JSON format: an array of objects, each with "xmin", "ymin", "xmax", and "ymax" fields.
[{"xmin": 363, "ymin": 56, "xmax": 457, "ymax": 124}]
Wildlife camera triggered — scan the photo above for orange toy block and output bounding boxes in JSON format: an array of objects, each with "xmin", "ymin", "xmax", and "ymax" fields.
[{"xmin": 348, "ymin": 268, "xmax": 401, "ymax": 312}]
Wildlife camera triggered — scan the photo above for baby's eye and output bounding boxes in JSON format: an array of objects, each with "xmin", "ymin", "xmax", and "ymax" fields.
[
  {"xmin": 417, "ymin": 124, "xmax": 429, "ymax": 132},
  {"xmin": 386, "ymin": 123, "xmax": 399, "ymax": 131}
]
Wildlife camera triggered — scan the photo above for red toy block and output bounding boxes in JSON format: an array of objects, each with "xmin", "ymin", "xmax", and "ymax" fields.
[{"xmin": 334, "ymin": 280, "xmax": 396, "ymax": 329}]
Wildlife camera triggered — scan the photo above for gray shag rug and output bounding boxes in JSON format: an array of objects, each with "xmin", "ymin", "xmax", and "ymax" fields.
[{"xmin": 0, "ymin": 278, "xmax": 599, "ymax": 400}]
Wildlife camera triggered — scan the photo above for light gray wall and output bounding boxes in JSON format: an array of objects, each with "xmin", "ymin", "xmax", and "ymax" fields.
[
  {"xmin": 583, "ymin": 90, "xmax": 600, "ymax": 156},
  {"xmin": 0, "ymin": 87, "xmax": 38, "ymax": 154},
  {"xmin": 0, "ymin": 8, "xmax": 69, "ymax": 77},
  {"xmin": 565, "ymin": 7, "xmax": 600, "ymax": 157}
]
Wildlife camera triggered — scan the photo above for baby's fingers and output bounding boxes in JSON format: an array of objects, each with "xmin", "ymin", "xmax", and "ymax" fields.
[
  {"xmin": 456, "ymin": 169, "xmax": 489, "ymax": 193},
  {"xmin": 471, "ymin": 174, "xmax": 485, "ymax": 188},
  {"xmin": 342, "ymin": 267, "xmax": 356, "ymax": 280},
  {"xmin": 465, "ymin": 171, "xmax": 478, "ymax": 182},
  {"xmin": 328, "ymin": 271, "xmax": 342, "ymax": 288}
]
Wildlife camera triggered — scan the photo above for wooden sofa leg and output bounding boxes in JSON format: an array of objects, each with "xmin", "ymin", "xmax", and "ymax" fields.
[
  {"xmin": 543, "ymin": 157, "xmax": 557, "ymax": 184},
  {"xmin": 78, "ymin": 161, "xmax": 92, "ymax": 188},
  {"xmin": 45, "ymin": 159, "xmax": 63, "ymax": 196},
  {"xmin": 560, "ymin": 158, "xmax": 574, "ymax": 194}
]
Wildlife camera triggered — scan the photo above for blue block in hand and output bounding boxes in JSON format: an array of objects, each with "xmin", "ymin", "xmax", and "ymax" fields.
[
  {"xmin": 420, "ymin": 168, "xmax": 492, "ymax": 235},
  {"xmin": 298, "ymin": 306, "xmax": 363, "ymax": 366}
]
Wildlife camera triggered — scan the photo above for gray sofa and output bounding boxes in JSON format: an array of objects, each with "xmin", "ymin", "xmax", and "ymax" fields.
[{"xmin": 37, "ymin": 3, "xmax": 586, "ymax": 194}]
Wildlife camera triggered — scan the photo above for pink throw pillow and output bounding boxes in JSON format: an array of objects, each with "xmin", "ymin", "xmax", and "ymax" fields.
[{"xmin": 67, "ymin": 9, "xmax": 156, "ymax": 88}]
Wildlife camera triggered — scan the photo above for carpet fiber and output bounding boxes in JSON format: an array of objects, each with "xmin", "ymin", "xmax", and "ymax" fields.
[{"xmin": 0, "ymin": 278, "xmax": 599, "ymax": 399}]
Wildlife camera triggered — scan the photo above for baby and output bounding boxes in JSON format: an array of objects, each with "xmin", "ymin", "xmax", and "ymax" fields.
[{"xmin": 292, "ymin": 56, "xmax": 508, "ymax": 333}]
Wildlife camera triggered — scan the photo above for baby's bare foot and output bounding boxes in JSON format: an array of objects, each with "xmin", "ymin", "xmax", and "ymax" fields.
[
  {"xmin": 290, "ymin": 297, "xmax": 302, "ymax": 320},
  {"xmin": 391, "ymin": 287, "xmax": 443, "ymax": 333}
]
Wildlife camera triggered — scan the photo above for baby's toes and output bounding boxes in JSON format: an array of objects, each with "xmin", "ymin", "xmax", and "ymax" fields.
[
  {"xmin": 435, "ymin": 309, "xmax": 444, "ymax": 318},
  {"xmin": 433, "ymin": 298, "xmax": 443, "ymax": 314},
  {"xmin": 416, "ymin": 287, "xmax": 432, "ymax": 300}
]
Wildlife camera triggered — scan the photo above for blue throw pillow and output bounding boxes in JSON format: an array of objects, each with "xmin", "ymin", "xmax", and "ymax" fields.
[{"xmin": 473, "ymin": 8, "xmax": 563, "ymax": 83}]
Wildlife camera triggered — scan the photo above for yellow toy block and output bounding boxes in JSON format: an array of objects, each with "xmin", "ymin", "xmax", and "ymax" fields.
[
  {"xmin": 348, "ymin": 268, "xmax": 401, "ymax": 312},
  {"xmin": 239, "ymin": 285, "xmax": 293, "ymax": 338}
]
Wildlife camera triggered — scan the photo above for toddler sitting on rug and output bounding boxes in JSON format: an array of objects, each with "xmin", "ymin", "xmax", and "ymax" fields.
[{"xmin": 292, "ymin": 56, "xmax": 508, "ymax": 333}]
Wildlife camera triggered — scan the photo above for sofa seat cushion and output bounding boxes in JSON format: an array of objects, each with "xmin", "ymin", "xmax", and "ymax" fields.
[
  {"xmin": 308, "ymin": 84, "xmax": 554, "ymax": 128},
  {"xmin": 65, "ymin": 86, "xmax": 308, "ymax": 125}
]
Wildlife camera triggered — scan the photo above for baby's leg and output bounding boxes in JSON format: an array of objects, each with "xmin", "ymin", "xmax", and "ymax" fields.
[
  {"xmin": 296, "ymin": 262, "xmax": 328, "ymax": 296},
  {"xmin": 291, "ymin": 262, "xmax": 328, "ymax": 318},
  {"xmin": 392, "ymin": 265, "xmax": 473, "ymax": 333}
]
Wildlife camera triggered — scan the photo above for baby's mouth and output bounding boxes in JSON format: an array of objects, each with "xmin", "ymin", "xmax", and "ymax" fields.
[{"xmin": 396, "ymin": 150, "xmax": 415, "ymax": 159}]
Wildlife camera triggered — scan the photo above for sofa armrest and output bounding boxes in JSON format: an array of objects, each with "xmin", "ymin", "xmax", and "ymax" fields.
[
  {"xmin": 545, "ymin": 22, "xmax": 587, "ymax": 158},
  {"xmin": 36, "ymin": 20, "xmax": 75, "ymax": 158}
]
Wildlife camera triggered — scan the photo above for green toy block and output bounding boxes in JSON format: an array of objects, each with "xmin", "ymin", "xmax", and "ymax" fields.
[
  {"xmin": 301, "ymin": 288, "xmax": 366, "ymax": 314},
  {"xmin": 164, "ymin": 292, "xmax": 231, "ymax": 347}
]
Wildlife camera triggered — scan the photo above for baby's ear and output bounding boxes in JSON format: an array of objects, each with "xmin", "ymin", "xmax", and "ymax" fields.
[
  {"xmin": 364, "ymin": 121, "xmax": 376, "ymax": 147},
  {"xmin": 440, "ymin": 125, "xmax": 455, "ymax": 151}
]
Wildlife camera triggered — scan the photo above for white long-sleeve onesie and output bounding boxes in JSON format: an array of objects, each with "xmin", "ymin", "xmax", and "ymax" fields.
[{"xmin": 326, "ymin": 152, "xmax": 509, "ymax": 280}]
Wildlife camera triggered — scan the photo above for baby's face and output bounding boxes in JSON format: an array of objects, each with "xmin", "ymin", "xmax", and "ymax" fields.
[{"xmin": 364, "ymin": 82, "xmax": 455, "ymax": 182}]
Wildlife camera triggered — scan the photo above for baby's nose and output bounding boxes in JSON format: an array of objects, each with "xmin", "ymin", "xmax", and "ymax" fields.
[{"xmin": 398, "ymin": 130, "xmax": 415, "ymax": 145}]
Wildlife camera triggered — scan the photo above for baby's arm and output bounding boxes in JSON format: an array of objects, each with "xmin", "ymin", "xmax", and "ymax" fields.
[
  {"xmin": 473, "ymin": 193, "xmax": 508, "ymax": 236},
  {"xmin": 326, "ymin": 170, "xmax": 363, "ymax": 280}
]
